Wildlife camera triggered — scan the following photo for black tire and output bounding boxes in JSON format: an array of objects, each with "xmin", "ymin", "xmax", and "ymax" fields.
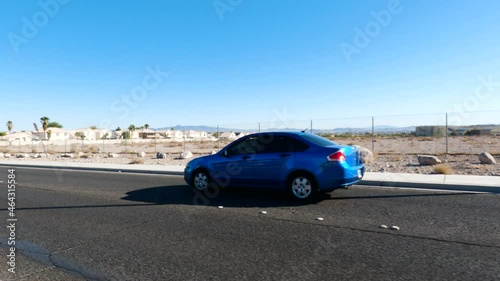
[
  {"xmin": 192, "ymin": 170, "xmax": 210, "ymax": 191},
  {"xmin": 287, "ymin": 173, "xmax": 318, "ymax": 202}
]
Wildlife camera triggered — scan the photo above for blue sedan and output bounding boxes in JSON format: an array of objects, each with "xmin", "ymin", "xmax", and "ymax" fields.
[{"xmin": 184, "ymin": 131, "xmax": 365, "ymax": 201}]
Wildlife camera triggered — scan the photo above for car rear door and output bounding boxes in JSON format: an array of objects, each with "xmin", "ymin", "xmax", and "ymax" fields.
[{"xmin": 253, "ymin": 135, "xmax": 297, "ymax": 188}]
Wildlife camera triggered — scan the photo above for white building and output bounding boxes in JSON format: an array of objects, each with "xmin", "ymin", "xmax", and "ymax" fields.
[
  {"xmin": 185, "ymin": 130, "xmax": 208, "ymax": 140},
  {"xmin": 139, "ymin": 129, "xmax": 160, "ymax": 139},
  {"xmin": 220, "ymin": 132, "xmax": 236, "ymax": 140},
  {"xmin": 0, "ymin": 132, "xmax": 39, "ymax": 142},
  {"xmin": 235, "ymin": 132, "xmax": 248, "ymax": 139},
  {"xmin": 69, "ymin": 128, "xmax": 114, "ymax": 140},
  {"xmin": 162, "ymin": 130, "xmax": 184, "ymax": 140},
  {"xmin": 93, "ymin": 128, "xmax": 113, "ymax": 140},
  {"xmin": 44, "ymin": 127, "xmax": 70, "ymax": 141}
]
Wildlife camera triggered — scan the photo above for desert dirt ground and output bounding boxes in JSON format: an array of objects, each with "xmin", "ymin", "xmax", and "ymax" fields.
[{"xmin": 1, "ymin": 136, "xmax": 499, "ymax": 176}]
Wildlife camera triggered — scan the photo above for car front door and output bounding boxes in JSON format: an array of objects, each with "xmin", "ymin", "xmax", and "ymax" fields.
[{"xmin": 210, "ymin": 137, "xmax": 258, "ymax": 187}]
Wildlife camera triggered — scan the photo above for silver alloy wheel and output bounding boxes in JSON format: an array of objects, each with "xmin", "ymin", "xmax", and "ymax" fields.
[
  {"xmin": 291, "ymin": 176, "xmax": 312, "ymax": 199},
  {"xmin": 194, "ymin": 172, "xmax": 208, "ymax": 191}
]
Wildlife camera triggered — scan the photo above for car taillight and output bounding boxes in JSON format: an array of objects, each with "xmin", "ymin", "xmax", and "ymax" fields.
[{"xmin": 327, "ymin": 151, "xmax": 346, "ymax": 162}]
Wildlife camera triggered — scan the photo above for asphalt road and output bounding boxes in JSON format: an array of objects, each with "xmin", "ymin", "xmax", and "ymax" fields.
[{"xmin": 0, "ymin": 168, "xmax": 499, "ymax": 281}]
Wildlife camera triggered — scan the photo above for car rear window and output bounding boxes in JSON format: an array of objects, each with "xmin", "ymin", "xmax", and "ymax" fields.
[{"xmin": 300, "ymin": 133, "xmax": 338, "ymax": 147}]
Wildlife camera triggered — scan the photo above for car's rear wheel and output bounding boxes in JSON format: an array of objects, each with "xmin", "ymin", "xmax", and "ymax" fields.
[
  {"xmin": 288, "ymin": 173, "xmax": 317, "ymax": 201},
  {"xmin": 192, "ymin": 170, "xmax": 210, "ymax": 191}
]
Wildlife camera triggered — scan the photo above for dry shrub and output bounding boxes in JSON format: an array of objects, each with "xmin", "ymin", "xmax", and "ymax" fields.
[
  {"xmin": 198, "ymin": 142, "xmax": 214, "ymax": 149},
  {"xmin": 86, "ymin": 146, "xmax": 99, "ymax": 153},
  {"xmin": 168, "ymin": 142, "xmax": 183, "ymax": 147},
  {"xmin": 129, "ymin": 157, "xmax": 145, "ymax": 164},
  {"xmin": 393, "ymin": 154, "xmax": 403, "ymax": 161},
  {"xmin": 70, "ymin": 148, "xmax": 77, "ymax": 153},
  {"xmin": 419, "ymin": 137, "xmax": 433, "ymax": 141},
  {"xmin": 433, "ymin": 164, "xmax": 454, "ymax": 174},
  {"xmin": 463, "ymin": 138, "xmax": 475, "ymax": 144}
]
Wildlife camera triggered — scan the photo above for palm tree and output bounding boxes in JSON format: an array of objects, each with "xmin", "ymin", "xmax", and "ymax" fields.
[
  {"xmin": 142, "ymin": 124, "xmax": 150, "ymax": 139},
  {"xmin": 6, "ymin": 121, "xmax": 13, "ymax": 134},
  {"xmin": 75, "ymin": 132, "xmax": 85, "ymax": 151},
  {"xmin": 128, "ymin": 124, "xmax": 136, "ymax": 139},
  {"xmin": 40, "ymin": 116, "xmax": 49, "ymax": 139}
]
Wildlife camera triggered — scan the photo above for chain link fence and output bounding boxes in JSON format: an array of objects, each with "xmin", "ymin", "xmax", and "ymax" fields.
[{"xmin": 1, "ymin": 110, "xmax": 499, "ymax": 156}]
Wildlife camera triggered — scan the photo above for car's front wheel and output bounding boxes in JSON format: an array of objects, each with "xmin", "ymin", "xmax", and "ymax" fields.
[
  {"xmin": 288, "ymin": 173, "xmax": 317, "ymax": 202},
  {"xmin": 192, "ymin": 170, "xmax": 210, "ymax": 191}
]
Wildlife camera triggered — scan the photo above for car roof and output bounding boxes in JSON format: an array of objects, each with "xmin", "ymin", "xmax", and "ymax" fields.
[{"xmin": 245, "ymin": 131, "xmax": 306, "ymax": 137}]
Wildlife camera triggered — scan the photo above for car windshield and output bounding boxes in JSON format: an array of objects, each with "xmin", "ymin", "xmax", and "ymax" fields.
[{"xmin": 300, "ymin": 133, "xmax": 338, "ymax": 147}]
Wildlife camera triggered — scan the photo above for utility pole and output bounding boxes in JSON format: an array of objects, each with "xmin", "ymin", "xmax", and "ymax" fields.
[
  {"xmin": 445, "ymin": 113, "xmax": 449, "ymax": 155},
  {"xmin": 371, "ymin": 116, "xmax": 375, "ymax": 152}
]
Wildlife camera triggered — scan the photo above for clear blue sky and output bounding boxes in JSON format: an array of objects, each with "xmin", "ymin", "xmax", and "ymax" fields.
[{"xmin": 1, "ymin": 0, "xmax": 500, "ymax": 131}]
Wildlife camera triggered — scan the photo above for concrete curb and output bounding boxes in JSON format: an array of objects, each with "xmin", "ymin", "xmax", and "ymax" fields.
[
  {"xmin": 0, "ymin": 163, "xmax": 184, "ymax": 176},
  {"xmin": 358, "ymin": 180, "xmax": 500, "ymax": 193}
]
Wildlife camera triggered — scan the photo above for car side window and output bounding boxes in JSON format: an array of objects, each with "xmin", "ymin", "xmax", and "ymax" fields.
[
  {"xmin": 288, "ymin": 137, "xmax": 309, "ymax": 152},
  {"xmin": 225, "ymin": 135, "xmax": 309, "ymax": 155},
  {"xmin": 226, "ymin": 137, "xmax": 258, "ymax": 155},
  {"xmin": 261, "ymin": 136, "xmax": 289, "ymax": 153},
  {"xmin": 259, "ymin": 136, "xmax": 308, "ymax": 153}
]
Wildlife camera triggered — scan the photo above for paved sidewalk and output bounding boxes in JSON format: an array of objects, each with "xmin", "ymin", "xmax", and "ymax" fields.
[
  {"xmin": 360, "ymin": 172, "xmax": 500, "ymax": 193},
  {"xmin": 0, "ymin": 160, "xmax": 499, "ymax": 193}
]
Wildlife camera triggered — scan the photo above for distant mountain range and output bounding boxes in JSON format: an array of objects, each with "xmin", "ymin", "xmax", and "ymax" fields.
[
  {"xmin": 155, "ymin": 124, "xmax": 500, "ymax": 134},
  {"xmin": 156, "ymin": 125, "xmax": 417, "ymax": 134}
]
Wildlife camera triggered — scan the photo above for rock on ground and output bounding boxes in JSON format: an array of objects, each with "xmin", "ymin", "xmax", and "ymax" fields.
[
  {"xmin": 353, "ymin": 145, "xmax": 374, "ymax": 163},
  {"xmin": 417, "ymin": 155, "xmax": 442, "ymax": 166},
  {"xmin": 478, "ymin": 152, "xmax": 496, "ymax": 165},
  {"xmin": 180, "ymin": 151, "xmax": 193, "ymax": 159}
]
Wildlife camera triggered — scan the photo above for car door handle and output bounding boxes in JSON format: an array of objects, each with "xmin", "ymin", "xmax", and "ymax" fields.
[
  {"xmin": 242, "ymin": 155, "xmax": 251, "ymax": 160},
  {"xmin": 280, "ymin": 153, "xmax": 290, "ymax": 158}
]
